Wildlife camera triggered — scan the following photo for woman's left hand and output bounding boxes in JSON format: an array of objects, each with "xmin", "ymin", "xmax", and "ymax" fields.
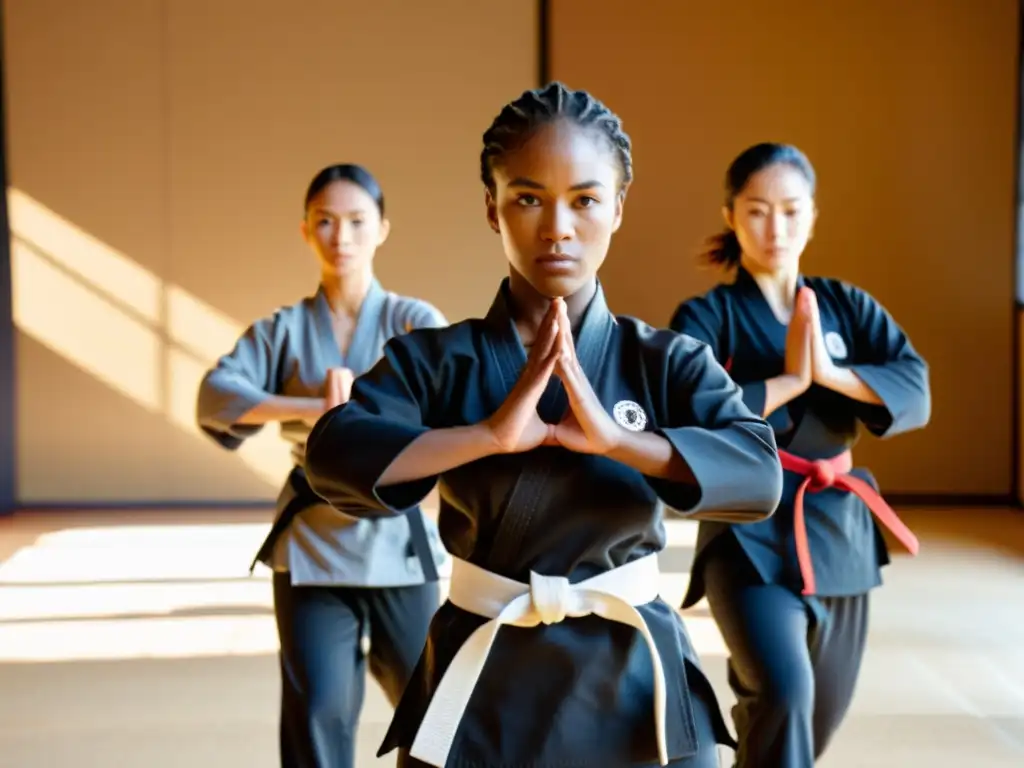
[{"xmin": 550, "ymin": 300, "xmax": 622, "ymax": 455}]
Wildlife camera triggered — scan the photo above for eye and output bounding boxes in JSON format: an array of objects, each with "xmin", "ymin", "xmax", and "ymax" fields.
[
  {"xmin": 350, "ymin": 218, "xmax": 365, "ymax": 227},
  {"xmin": 746, "ymin": 208, "xmax": 767, "ymax": 218},
  {"xmin": 576, "ymin": 196, "xmax": 599, "ymax": 208},
  {"xmin": 317, "ymin": 218, "xmax": 331, "ymax": 227},
  {"xmin": 516, "ymin": 194, "xmax": 540, "ymax": 207}
]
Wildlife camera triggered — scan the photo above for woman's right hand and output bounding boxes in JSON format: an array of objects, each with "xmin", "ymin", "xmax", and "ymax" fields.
[
  {"xmin": 484, "ymin": 299, "xmax": 562, "ymax": 453},
  {"xmin": 784, "ymin": 288, "xmax": 813, "ymax": 391}
]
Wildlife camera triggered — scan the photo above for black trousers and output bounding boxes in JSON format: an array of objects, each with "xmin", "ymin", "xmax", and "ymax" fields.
[
  {"xmin": 272, "ymin": 572, "xmax": 439, "ymax": 768},
  {"xmin": 702, "ymin": 543, "xmax": 870, "ymax": 767},
  {"xmin": 395, "ymin": 685, "xmax": 723, "ymax": 768}
]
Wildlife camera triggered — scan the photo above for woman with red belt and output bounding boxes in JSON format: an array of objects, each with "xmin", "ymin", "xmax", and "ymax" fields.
[{"xmin": 669, "ymin": 142, "xmax": 931, "ymax": 767}]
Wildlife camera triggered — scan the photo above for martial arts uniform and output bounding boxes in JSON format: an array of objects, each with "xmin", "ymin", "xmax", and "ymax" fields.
[
  {"xmin": 197, "ymin": 278, "xmax": 449, "ymax": 768},
  {"xmin": 670, "ymin": 266, "xmax": 930, "ymax": 766},
  {"xmin": 303, "ymin": 279, "xmax": 784, "ymax": 768}
]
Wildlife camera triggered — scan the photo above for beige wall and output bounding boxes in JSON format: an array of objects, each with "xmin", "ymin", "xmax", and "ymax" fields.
[
  {"xmin": 552, "ymin": 0, "xmax": 1020, "ymax": 496},
  {"xmin": 4, "ymin": 0, "xmax": 537, "ymax": 502},
  {"xmin": 5, "ymin": 0, "xmax": 1021, "ymax": 503}
]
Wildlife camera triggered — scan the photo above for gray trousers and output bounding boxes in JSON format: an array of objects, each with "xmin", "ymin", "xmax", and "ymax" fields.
[
  {"xmin": 273, "ymin": 572, "xmax": 438, "ymax": 768},
  {"xmin": 703, "ymin": 543, "xmax": 870, "ymax": 767}
]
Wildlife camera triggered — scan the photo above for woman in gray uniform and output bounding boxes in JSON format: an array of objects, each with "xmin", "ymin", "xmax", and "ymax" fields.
[{"xmin": 197, "ymin": 163, "xmax": 448, "ymax": 768}]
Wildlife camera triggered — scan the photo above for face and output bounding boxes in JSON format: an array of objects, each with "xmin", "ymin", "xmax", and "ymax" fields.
[
  {"xmin": 486, "ymin": 119, "xmax": 625, "ymax": 298},
  {"xmin": 726, "ymin": 163, "xmax": 816, "ymax": 274},
  {"xmin": 301, "ymin": 180, "xmax": 389, "ymax": 277}
]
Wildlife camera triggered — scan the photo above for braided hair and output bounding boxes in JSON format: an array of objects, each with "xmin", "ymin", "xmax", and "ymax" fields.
[{"xmin": 480, "ymin": 82, "xmax": 633, "ymax": 193}]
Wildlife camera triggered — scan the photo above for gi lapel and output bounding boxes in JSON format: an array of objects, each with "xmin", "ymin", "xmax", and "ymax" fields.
[{"xmin": 481, "ymin": 280, "xmax": 616, "ymax": 573}]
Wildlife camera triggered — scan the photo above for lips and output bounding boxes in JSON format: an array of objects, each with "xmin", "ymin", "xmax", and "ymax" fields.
[{"xmin": 535, "ymin": 253, "xmax": 578, "ymax": 264}]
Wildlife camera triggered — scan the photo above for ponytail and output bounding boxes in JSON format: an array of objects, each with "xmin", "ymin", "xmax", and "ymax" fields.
[{"xmin": 698, "ymin": 229, "xmax": 742, "ymax": 268}]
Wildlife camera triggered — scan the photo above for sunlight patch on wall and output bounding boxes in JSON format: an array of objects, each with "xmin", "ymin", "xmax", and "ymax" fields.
[
  {"xmin": 11, "ymin": 239, "xmax": 163, "ymax": 410},
  {"xmin": 8, "ymin": 187, "xmax": 162, "ymax": 324},
  {"xmin": 165, "ymin": 284, "xmax": 247, "ymax": 362},
  {"xmin": 8, "ymin": 188, "xmax": 293, "ymax": 489}
]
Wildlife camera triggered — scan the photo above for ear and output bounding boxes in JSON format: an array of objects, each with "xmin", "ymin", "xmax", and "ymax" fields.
[
  {"xmin": 485, "ymin": 189, "xmax": 500, "ymax": 234},
  {"xmin": 611, "ymin": 185, "xmax": 629, "ymax": 233},
  {"xmin": 808, "ymin": 205, "xmax": 818, "ymax": 240},
  {"xmin": 721, "ymin": 205, "xmax": 735, "ymax": 231},
  {"xmin": 299, "ymin": 219, "xmax": 310, "ymax": 243},
  {"xmin": 377, "ymin": 217, "xmax": 391, "ymax": 247}
]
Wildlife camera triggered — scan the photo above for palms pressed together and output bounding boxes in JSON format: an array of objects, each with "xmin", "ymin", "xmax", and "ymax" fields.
[{"xmin": 486, "ymin": 298, "xmax": 621, "ymax": 457}]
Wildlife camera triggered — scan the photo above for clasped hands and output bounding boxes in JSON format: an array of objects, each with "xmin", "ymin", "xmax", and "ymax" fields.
[
  {"xmin": 485, "ymin": 298, "xmax": 622, "ymax": 456},
  {"xmin": 303, "ymin": 367, "xmax": 354, "ymax": 427},
  {"xmin": 786, "ymin": 286, "xmax": 840, "ymax": 392}
]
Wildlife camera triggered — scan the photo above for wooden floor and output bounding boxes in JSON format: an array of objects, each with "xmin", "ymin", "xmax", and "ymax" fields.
[{"xmin": 0, "ymin": 507, "xmax": 1022, "ymax": 767}]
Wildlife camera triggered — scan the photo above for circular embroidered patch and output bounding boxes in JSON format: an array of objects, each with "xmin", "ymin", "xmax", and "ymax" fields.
[
  {"xmin": 824, "ymin": 331, "xmax": 848, "ymax": 360},
  {"xmin": 613, "ymin": 400, "xmax": 648, "ymax": 432}
]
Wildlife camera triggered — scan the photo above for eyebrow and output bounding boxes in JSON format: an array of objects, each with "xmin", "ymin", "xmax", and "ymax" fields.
[
  {"xmin": 743, "ymin": 196, "xmax": 805, "ymax": 205},
  {"xmin": 311, "ymin": 207, "xmax": 368, "ymax": 217},
  {"xmin": 508, "ymin": 177, "xmax": 606, "ymax": 191}
]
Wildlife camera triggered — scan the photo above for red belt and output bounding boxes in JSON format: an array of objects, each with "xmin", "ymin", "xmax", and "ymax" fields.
[{"xmin": 780, "ymin": 449, "xmax": 920, "ymax": 596}]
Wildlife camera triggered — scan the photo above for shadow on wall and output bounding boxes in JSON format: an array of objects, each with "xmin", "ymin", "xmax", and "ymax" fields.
[{"xmin": 8, "ymin": 188, "xmax": 293, "ymax": 491}]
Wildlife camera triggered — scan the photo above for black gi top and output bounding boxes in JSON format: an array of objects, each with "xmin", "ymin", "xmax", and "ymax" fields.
[
  {"xmin": 669, "ymin": 267, "xmax": 930, "ymax": 608},
  {"xmin": 305, "ymin": 279, "xmax": 784, "ymax": 766}
]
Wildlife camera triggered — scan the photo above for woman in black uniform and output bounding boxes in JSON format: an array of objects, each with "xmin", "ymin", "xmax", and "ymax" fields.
[
  {"xmin": 670, "ymin": 142, "xmax": 931, "ymax": 767},
  {"xmin": 303, "ymin": 84, "xmax": 784, "ymax": 767}
]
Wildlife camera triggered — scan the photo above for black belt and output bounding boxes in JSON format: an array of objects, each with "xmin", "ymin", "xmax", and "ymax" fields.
[{"xmin": 249, "ymin": 465, "xmax": 439, "ymax": 581}]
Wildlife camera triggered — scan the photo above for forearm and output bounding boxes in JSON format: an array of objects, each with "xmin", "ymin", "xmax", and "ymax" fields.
[
  {"xmin": 762, "ymin": 374, "xmax": 808, "ymax": 416},
  {"xmin": 235, "ymin": 395, "xmax": 325, "ymax": 425},
  {"xmin": 378, "ymin": 424, "xmax": 501, "ymax": 486},
  {"xmin": 607, "ymin": 429, "xmax": 697, "ymax": 483},
  {"xmin": 818, "ymin": 367, "xmax": 883, "ymax": 405}
]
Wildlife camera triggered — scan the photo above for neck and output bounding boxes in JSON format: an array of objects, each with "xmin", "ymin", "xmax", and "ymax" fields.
[
  {"xmin": 507, "ymin": 271, "xmax": 596, "ymax": 336},
  {"xmin": 320, "ymin": 268, "xmax": 373, "ymax": 317},
  {"xmin": 741, "ymin": 257, "xmax": 799, "ymax": 317}
]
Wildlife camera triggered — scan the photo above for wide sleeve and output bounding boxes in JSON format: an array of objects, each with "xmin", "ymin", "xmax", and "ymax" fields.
[
  {"xmin": 669, "ymin": 296, "xmax": 769, "ymax": 420},
  {"xmin": 397, "ymin": 297, "xmax": 449, "ymax": 332},
  {"xmin": 195, "ymin": 319, "xmax": 278, "ymax": 450},
  {"xmin": 647, "ymin": 337, "xmax": 783, "ymax": 523},
  {"xmin": 843, "ymin": 284, "xmax": 931, "ymax": 437},
  {"xmin": 303, "ymin": 333, "xmax": 439, "ymax": 518}
]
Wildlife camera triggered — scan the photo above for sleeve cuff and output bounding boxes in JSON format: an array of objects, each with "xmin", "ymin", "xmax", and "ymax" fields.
[
  {"xmin": 847, "ymin": 364, "xmax": 930, "ymax": 438},
  {"xmin": 196, "ymin": 382, "xmax": 270, "ymax": 449},
  {"xmin": 650, "ymin": 424, "xmax": 783, "ymax": 523},
  {"xmin": 304, "ymin": 407, "xmax": 438, "ymax": 516}
]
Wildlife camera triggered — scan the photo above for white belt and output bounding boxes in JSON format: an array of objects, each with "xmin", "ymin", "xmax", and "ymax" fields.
[{"xmin": 409, "ymin": 553, "xmax": 668, "ymax": 767}]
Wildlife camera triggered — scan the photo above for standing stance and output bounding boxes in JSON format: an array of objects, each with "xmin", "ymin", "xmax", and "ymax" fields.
[
  {"xmin": 197, "ymin": 164, "xmax": 448, "ymax": 768},
  {"xmin": 670, "ymin": 143, "xmax": 930, "ymax": 767},
  {"xmin": 304, "ymin": 83, "xmax": 783, "ymax": 768}
]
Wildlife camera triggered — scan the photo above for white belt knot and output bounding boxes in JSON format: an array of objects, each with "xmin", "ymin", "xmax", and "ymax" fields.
[
  {"xmin": 530, "ymin": 570, "xmax": 574, "ymax": 624},
  {"xmin": 409, "ymin": 554, "xmax": 669, "ymax": 767}
]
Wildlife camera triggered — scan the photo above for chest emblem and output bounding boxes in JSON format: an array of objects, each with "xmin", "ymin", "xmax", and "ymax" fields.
[
  {"xmin": 824, "ymin": 331, "xmax": 848, "ymax": 360},
  {"xmin": 613, "ymin": 400, "xmax": 648, "ymax": 432}
]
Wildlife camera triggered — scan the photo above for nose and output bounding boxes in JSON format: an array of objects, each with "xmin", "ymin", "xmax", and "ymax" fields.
[
  {"xmin": 337, "ymin": 220, "xmax": 355, "ymax": 246},
  {"xmin": 540, "ymin": 201, "xmax": 574, "ymax": 242},
  {"xmin": 767, "ymin": 211, "xmax": 786, "ymax": 241}
]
